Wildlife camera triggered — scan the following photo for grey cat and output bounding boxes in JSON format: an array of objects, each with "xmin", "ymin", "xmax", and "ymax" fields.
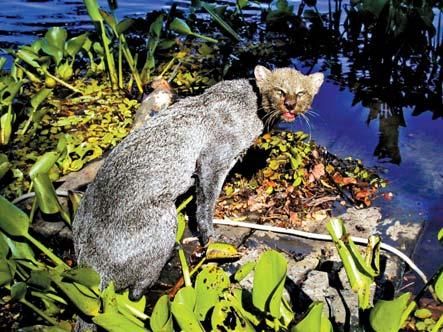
[{"xmin": 73, "ymin": 65, "xmax": 324, "ymax": 300}]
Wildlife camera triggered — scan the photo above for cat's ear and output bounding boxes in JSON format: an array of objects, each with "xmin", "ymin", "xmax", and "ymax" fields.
[
  {"xmin": 309, "ymin": 72, "xmax": 324, "ymax": 94},
  {"xmin": 254, "ymin": 65, "xmax": 272, "ymax": 87}
]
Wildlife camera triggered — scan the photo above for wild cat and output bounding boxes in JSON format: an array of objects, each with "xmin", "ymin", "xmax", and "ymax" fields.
[{"xmin": 73, "ymin": 65, "xmax": 324, "ymax": 300}]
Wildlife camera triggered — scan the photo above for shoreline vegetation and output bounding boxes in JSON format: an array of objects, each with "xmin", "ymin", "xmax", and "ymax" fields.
[{"xmin": 0, "ymin": 0, "xmax": 442, "ymax": 330}]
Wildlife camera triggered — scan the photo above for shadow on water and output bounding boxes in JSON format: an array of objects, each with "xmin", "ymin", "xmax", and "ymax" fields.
[{"xmin": 0, "ymin": 0, "xmax": 442, "ymax": 280}]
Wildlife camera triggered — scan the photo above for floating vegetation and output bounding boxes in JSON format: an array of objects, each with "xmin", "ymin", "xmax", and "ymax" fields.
[{"xmin": 216, "ymin": 131, "xmax": 386, "ymax": 225}]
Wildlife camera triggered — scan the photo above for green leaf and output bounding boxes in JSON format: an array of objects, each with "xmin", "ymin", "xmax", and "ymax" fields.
[
  {"xmin": 0, "ymin": 57, "xmax": 6, "ymax": 70},
  {"xmin": 234, "ymin": 261, "xmax": 256, "ymax": 282},
  {"xmin": 33, "ymin": 173, "xmax": 65, "ymax": 216},
  {"xmin": 45, "ymin": 27, "xmax": 67, "ymax": 51},
  {"xmin": 29, "ymin": 152, "xmax": 59, "ymax": 179},
  {"xmin": 201, "ymin": 2, "xmax": 241, "ymax": 40},
  {"xmin": 0, "ymin": 195, "xmax": 30, "ymax": 237},
  {"xmin": 176, "ymin": 213, "xmax": 186, "ymax": 243},
  {"xmin": 363, "ymin": 0, "xmax": 389, "ymax": 18},
  {"xmin": 16, "ymin": 50, "xmax": 40, "ymax": 68},
  {"xmin": 62, "ymin": 267, "xmax": 100, "ymax": 289},
  {"xmin": 170, "ymin": 301, "xmax": 204, "ymax": 332},
  {"xmin": 206, "ymin": 242, "xmax": 240, "ymax": 260},
  {"xmin": 252, "ymin": 250, "xmax": 287, "ymax": 318},
  {"xmin": 150, "ymin": 295, "xmax": 173, "ymax": 332},
  {"xmin": 195, "ymin": 265, "xmax": 230, "ymax": 320},
  {"xmin": 100, "ymin": 10, "xmax": 117, "ymax": 31},
  {"xmin": 435, "ymin": 271, "xmax": 443, "ymax": 302},
  {"xmin": 117, "ymin": 18, "xmax": 135, "ymax": 34},
  {"xmin": 292, "ymin": 302, "xmax": 332, "ymax": 332},
  {"xmin": 0, "ymin": 153, "xmax": 11, "ymax": 180},
  {"xmin": 3, "ymin": 235, "xmax": 37, "ymax": 263},
  {"xmin": 0, "ymin": 112, "xmax": 13, "ymax": 145},
  {"xmin": 41, "ymin": 42, "xmax": 63, "ymax": 65},
  {"xmin": 169, "ymin": 18, "xmax": 193, "ymax": 35},
  {"xmin": 438, "ymin": 228, "xmax": 443, "ymax": 243},
  {"xmin": 18, "ymin": 325, "xmax": 68, "ymax": 332},
  {"xmin": 174, "ymin": 286, "xmax": 196, "ymax": 309},
  {"xmin": 211, "ymin": 300, "xmax": 255, "ymax": 331},
  {"xmin": 115, "ymin": 290, "xmax": 147, "ymax": 324},
  {"xmin": 369, "ymin": 293, "xmax": 412, "ymax": 332},
  {"xmin": 65, "ymin": 33, "xmax": 88, "ymax": 58},
  {"xmin": 31, "ymin": 88, "xmax": 52, "ymax": 110},
  {"xmin": 11, "ymin": 282, "xmax": 27, "ymax": 301},
  {"xmin": 29, "ymin": 270, "xmax": 52, "ymax": 290},
  {"xmin": 149, "ymin": 15, "xmax": 164, "ymax": 37},
  {"xmin": 93, "ymin": 312, "xmax": 148, "ymax": 332},
  {"xmin": 0, "ymin": 258, "xmax": 15, "ymax": 286},
  {"xmin": 84, "ymin": 0, "xmax": 104, "ymax": 23}
]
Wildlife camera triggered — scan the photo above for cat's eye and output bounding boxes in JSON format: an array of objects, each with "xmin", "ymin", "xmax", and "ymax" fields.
[
  {"xmin": 297, "ymin": 91, "xmax": 306, "ymax": 97},
  {"xmin": 276, "ymin": 89, "xmax": 286, "ymax": 97}
]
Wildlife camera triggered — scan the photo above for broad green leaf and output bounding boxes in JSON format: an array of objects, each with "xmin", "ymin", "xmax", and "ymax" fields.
[
  {"xmin": 174, "ymin": 286, "xmax": 196, "ymax": 310},
  {"xmin": 3, "ymin": 235, "xmax": 37, "ymax": 263},
  {"xmin": 51, "ymin": 276, "xmax": 100, "ymax": 316},
  {"xmin": 31, "ymin": 88, "xmax": 52, "ymax": 110},
  {"xmin": 0, "ymin": 80, "xmax": 23, "ymax": 105},
  {"xmin": 0, "ymin": 258, "xmax": 15, "ymax": 286},
  {"xmin": 41, "ymin": 42, "xmax": 63, "ymax": 66},
  {"xmin": 65, "ymin": 33, "xmax": 88, "ymax": 58},
  {"xmin": 370, "ymin": 293, "xmax": 412, "ymax": 332},
  {"xmin": 45, "ymin": 27, "xmax": 67, "ymax": 51},
  {"xmin": 170, "ymin": 301, "xmax": 204, "ymax": 332},
  {"xmin": 195, "ymin": 265, "xmax": 230, "ymax": 320},
  {"xmin": 0, "ymin": 112, "xmax": 13, "ymax": 145},
  {"xmin": 150, "ymin": 295, "xmax": 173, "ymax": 332},
  {"xmin": 206, "ymin": 242, "xmax": 240, "ymax": 260},
  {"xmin": 234, "ymin": 261, "xmax": 256, "ymax": 282},
  {"xmin": 211, "ymin": 300, "xmax": 255, "ymax": 331},
  {"xmin": 93, "ymin": 312, "xmax": 148, "ymax": 332},
  {"xmin": 83, "ymin": 0, "xmax": 103, "ymax": 22},
  {"xmin": 0, "ymin": 195, "xmax": 30, "ymax": 237},
  {"xmin": 149, "ymin": 15, "xmax": 164, "ymax": 37},
  {"xmin": 201, "ymin": 2, "xmax": 241, "ymax": 40},
  {"xmin": 252, "ymin": 250, "xmax": 287, "ymax": 318},
  {"xmin": 116, "ymin": 18, "xmax": 135, "ymax": 34},
  {"xmin": 29, "ymin": 270, "xmax": 52, "ymax": 290},
  {"xmin": 116, "ymin": 290, "xmax": 147, "ymax": 324},
  {"xmin": 33, "ymin": 173, "xmax": 65, "ymax": 216},
  {"xmin": 100, "ymin": 9, "xmax": 117, "ymax": 31},
  {"xmin": 0, "ymin": 153, "xmax": 10, "ymax": 180},
  {"xmin": 11, "ymin": 281, "xmax": 27, "ymax": 301},
  {"xmin": 0, "ymin": 231, "xmax": 9, "ymax": 257},
  {"xmin": 169, "ymin": 18, "xmax": 192, "ymax": 35},
  {"xmin": 62, "ymin": 267, "xmax": 100, "ymax": 289},
  {"xmin": 16, "ymin": 50, "xmax": 40, "ymax": 68},
  {"xmin": 292, "ymin": 302, "xmax": 332, "ymax": 332},
  {"xmin": 435, "ymin": 271, "xmax": 443, "ymax": 302}
]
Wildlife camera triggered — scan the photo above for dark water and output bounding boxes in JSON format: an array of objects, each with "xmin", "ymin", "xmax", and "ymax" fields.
[{"xmin": 1, "ymin": 0, "xmax": 442, "ymax": 280}]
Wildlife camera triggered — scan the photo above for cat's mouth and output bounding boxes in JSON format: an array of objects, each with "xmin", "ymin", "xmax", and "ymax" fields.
[{"xmin": 281, "ymin": 111, "xmax": 296, "ymax": 122}]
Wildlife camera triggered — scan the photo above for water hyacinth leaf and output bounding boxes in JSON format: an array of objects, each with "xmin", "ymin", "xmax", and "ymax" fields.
[
  {"xmin": 195, "ymin": 265, "xmax": 230, "ymax": 320},
  {"xmin": 31, "ymin": 88, "xmax": 52, "ymax": 110},
  {"xmin": 211, "ymin": 300, "xmax": 255, "ymax": 331},
  {"xmin": 100, "ymin": 10, "xmax": 117, "ymax": 31},
  {"xmin": 41, "ymin": 42, "xmax": 64, "ymax": 66},
  {"xmin": 65, "ymin": 33, "xmax": 88, "ymax": 58},
  {"xmin": 201, "ymin": 2, "xmax": 241, "ymax": 40},
  {"xmin": 45, "ymin": 27, "xmax": 67, "ymax": 51},
  {"xmin": 150, "ymin": 295, "xmax": 173, "ymax": 332},
  {"xmin": 84, "ymin": 0, "xmax": 104, "ymax": 23},
  {"xmin": 169, "ymin": 18, "xmax": 218, "ymax": 43},
  {"xmin": 0, "ymin": 80, "xmax": 23, "ymax": 105},
  {"xmin": 29, "ymin": 152, "xmax": 60, "ymax": 179},
  {"xmin": 149, "ymin": 15, "xmax": 164, "ymax": 37},
  {"xmin": 93, "ymin": 312, "xmax": 148, "ymax": 332},
  {"xmin": 206, "ymin": 242, "xmax": 240, "ymax": 260},
  {"xmin": 0, "ymin": 153, "xmax": 10, "ymax": 180},
  {"xmin": 33, "ymin": 173, "xmax": 66, "ymax": 218},
  {"xmin": 0, "ymin": 195, "xmax": 30, "ymax": 237},
  {"xmin": 252, "ymin": 250, "xmax": 287, "ymax": 318},
  {"xmin": 174, "ymin": 286, "xmax": 196, "ymax": 309},
  {"xmin": 0, "ymin": 57, "xmax": 6, "ymax": 70},
  {"xmin": 51, "ymin": 277, "xmax": 100, "ymax": 316},
  {"xmin": 0, "ymin": 112, "xmax": 13, "ymax": 145},
  {"xmin": 5, "ymin": 236, "xmax": 37, "ymax": 264},
  {"xmin": 435, "ymin": 271, "xmax": 443, "ymax": 302},
  {"xmin": 234, "ymin": 261, "xmax": 256, "ymax": 282},
  {"xmin": 369, "ymin": 293, "xmax": 412, "ymax": 332},
  {"xmin": 0, "ymin": 232, "xmax": 9, "ymax": 258},
  {"xmin": 170, "ymin": 301, "xmax": 204, "ymax": 332},
  {"xmin": 116, "ymin": 18, "xmax": 135, "ymax": 34},
  {"xmin": 0, "ymin": 258, "xmax": 15, "ymax": 286},
  {"xmin": 62, "ymin": 267, "xmax": 100, "ymax": 289},
  {"xmin": 29, "ymin": 270, "xmax": 52, "ymax": 290},
  {"xmin": 15, "ymin": 50, "xmax": 40, "ymax": 68},
  {"xmin": 292, "ymin": 302, "xmax": 332, "ymax": 332},
  {"xmin": 116, "ymin": 291, "xmax": 147, "ymax": 323},
  {"xmin": 11, "ymin": 282, "xmax": 27, "ymax": 301}
]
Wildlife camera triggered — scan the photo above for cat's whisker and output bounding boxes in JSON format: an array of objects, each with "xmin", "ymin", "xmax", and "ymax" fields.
[{"xmin": 300, "ymin": 113, "xmax": 312, "ymax": 140}]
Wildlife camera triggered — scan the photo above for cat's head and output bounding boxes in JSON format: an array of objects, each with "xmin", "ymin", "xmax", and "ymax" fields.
[{"xmin": 254, "ymin": 65, "xmax": 324, "ymax": 122}]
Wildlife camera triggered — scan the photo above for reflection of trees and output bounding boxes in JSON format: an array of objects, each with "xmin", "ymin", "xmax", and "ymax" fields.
[{"xmin": 290, "ymin": 0, "xmax": 442, "ymax": 164}]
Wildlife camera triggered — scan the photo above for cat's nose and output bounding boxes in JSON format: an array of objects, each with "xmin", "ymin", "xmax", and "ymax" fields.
[{"xmin": 284, "ymin": 99, "xmax": 296, "ymax": 110}]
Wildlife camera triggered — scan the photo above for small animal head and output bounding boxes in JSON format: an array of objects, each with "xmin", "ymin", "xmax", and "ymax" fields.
[{"xmin": 254, "ymin": 65, "xmax": 324, "ymax": 123}]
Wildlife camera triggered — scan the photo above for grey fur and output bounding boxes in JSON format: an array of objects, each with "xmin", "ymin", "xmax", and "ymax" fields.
[
  {"xmin": 73, "ymin": 78, "xmax": 263, "ymax": 299},
  {"xmin": 73, "ymin": 66, "xmax": 324, "ymax": 300}
]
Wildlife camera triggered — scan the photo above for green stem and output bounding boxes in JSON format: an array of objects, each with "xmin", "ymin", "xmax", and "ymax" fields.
[
  {"xmin": 19, "ymin": 112, "xmax": 34, "ymax": 136},
  {"xmin": 121, "ymin": 42, "xmax": 143, "ymax": 93},
  {"xmin": 99, "ymin": 21, "xmax": 118, "ymax": 90},
  {"xmin": 29, "ymin": 195, "xmax": 37, "ymax": 222},
  {"xmin": 178, "ymin": 247, "xmax": 191, "ymax": 287},
  {"xmin": 20, "ymin": 298, "xmax": 60, "ymax": 327},
  {"xmin": 25, "ymin": 234, "xmax": 68, "ymax": 269},
  {"xmin": 43, "ymin": 70, "xmax": 83, "ymax": 95},
  {"xmin": 431, "ymin": 314, "xmax": 443, "ymax": 332},
  {"xmin": 158, "ymin": 58, "xmax": 175, "ymax": 79},
  {"xmin": 118, "ymin": 39, "xmax": 123, "ymax": 89},
  {"xmin": 191, "ymin": 32, "xmax": 218, "ymax": 43},
  {"xmin": 189, "ymin": 257, "xmax": 206, "ymax": 278}
]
